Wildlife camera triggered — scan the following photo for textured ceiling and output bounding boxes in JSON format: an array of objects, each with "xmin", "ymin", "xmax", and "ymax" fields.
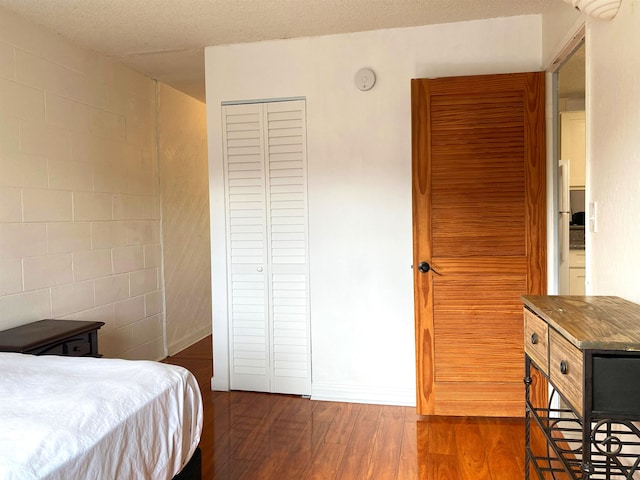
[{"xmin": 0, "ymin": 0, "xmax": 565, "ymax": 102}]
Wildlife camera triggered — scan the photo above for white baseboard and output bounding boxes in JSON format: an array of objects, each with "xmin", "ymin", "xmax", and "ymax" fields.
[
  {"xmin": 211, "ymin": 376, "xmax": 229, "ymax": 392},
  {"xmin": 167, "ymin": 326, "xmax": 212, "ymax": 357},
  {"xmin": 205, "ymin": 379, "xmax": 416, "ymax": 406},
  {"xmin": 311, "ymin": 382, "xmax": 416, "ymax": 407}
]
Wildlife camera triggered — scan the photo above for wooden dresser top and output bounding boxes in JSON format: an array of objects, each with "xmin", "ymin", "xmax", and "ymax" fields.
[
  {"xmin": 0, "ymin": 319, "xmax": 104, "ymax": 351},
  {"xmin": 522, "ymin": 295, "xmax": 640, "ymax": 351}
]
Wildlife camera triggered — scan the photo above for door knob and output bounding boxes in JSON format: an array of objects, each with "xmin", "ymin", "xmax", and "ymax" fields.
[{"xmin": 417, "ymin": 261, "xmax": 442, "ymax": 275}]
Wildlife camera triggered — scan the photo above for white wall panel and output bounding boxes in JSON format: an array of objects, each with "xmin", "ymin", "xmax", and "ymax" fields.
[
  {"xmin": 207, "ymin": 16, "xmax": 543, "ymax": 404},
  {"xmin": 587, "ymin": 3, "xmax": 640, "ymax": 302}
]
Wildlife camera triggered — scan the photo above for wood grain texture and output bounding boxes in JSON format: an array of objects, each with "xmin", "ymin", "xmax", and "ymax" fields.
[
  {"xmin": 549, "ymin": 329, "xmax": 584, "ymax": 417},
  {"xmin": 524, "ymin": 308, "xmax": 549, "ymax": 375},
  {"xmin": 165, "ymin": 336, "xmax": 527, "ymax": 479},
  {"xmin": 522, "ymin": 295, "xmax": 640, "ymax": 350},
  {"xmin": 412, "ymin": 72, "xmax": 547, "ymax": 417}
]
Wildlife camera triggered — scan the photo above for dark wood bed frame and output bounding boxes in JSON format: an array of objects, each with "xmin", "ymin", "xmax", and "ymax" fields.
[{"xmin": 173, "ymin": 447, "xmax": 201, "ymax": 480}]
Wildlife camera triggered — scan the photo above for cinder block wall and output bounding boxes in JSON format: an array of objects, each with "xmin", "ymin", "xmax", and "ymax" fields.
[{"xmin": 0, "ymin": 8, "xmax": 210, "ymax": 360}]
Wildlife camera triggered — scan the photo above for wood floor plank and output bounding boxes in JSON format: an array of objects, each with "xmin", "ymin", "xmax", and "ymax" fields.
[
  {"xmin": 366, "ymin": 415, "xmax": 404, "ymax": 479},
  {"xmin": 305, "ymin": 442, "xmax": 347, "ymax": 480},
  {"xmin": 269, "ymin": 418, "xmax": 316, "ymax": 480},
  {"xmin": 453, "ymin": 417, "xmax": 493, "ymax": 479},
  {"xmin": 424, "ymin": 416, "xmax": 457, "ymax": 455},
  {"xmin": 238, "ymin": 397, "xmax": 314, "ymax": 480},
  {"xmin": 477, "ymin": 417, "xmax": 525, "ymax": 480},
  {"xmin": 417, "ymin": 419, "xmax": 464, "ymax": 479},
  {"xmin": 335, "ymin": 406, "xmax": 381, "ymax": 480},
  {"xmin": 397, "ymin": 420, "xmax": 418, "ymax": 480},
  {"xmin": 165, "ymin": 335, "xmax": 530, "ymax": 480},
  {"xmin": 420, "ymin": 453, "xmax": 462, "ymax": 479},
  {"xmin": 323, "ymin": 402, "xmax": 360, "ymax": 445}
]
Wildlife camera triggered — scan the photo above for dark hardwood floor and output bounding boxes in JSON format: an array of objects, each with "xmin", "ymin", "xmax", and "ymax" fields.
[{"xmin": 163, "ymin": 336, "xmax": 526, "ymax": 479}]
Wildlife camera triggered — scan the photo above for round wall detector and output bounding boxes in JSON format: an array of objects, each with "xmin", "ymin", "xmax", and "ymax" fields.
[{"xmin": 355, "ymin": 68, "xmax": 376, "ymax": 91}]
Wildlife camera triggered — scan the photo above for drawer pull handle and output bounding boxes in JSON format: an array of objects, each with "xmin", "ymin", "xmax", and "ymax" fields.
[
  {"xmin": 531, "ymin": 332, "xmax": 538, "ymax": 345},
  {"xmin": 73, "ymin": 346, "xmax": 81, "ymax": 352},
  {"xmin": 560, "ymin": 360, "xmax": 568, "ymax": 375}
]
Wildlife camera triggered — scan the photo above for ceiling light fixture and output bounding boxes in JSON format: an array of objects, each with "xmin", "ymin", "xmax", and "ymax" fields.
[{"xmin": 563, "ymin": 0, "xmax": 622, "ymax": 20}]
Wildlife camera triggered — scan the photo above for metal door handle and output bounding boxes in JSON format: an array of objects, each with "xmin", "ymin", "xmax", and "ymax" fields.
[
  {"xmin": 418, "ymin": 262, "xmax": 431, "ymax": 273},
  {"xmin": 418, "ymin": 261, "xmax": 442, "ymax": 275}
]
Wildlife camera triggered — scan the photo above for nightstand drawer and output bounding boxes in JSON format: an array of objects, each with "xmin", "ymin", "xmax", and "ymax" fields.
[
  {"xmin": 0, "ymin": 319, "xmax": 104, "ymax": 357},
  {"xmin": 549, "ymin": 328, "xmax": 584, "ymax": 416},
  {"xmin": 524, "ymin": 308, "xmax": 549, "ymax": 374},
  {"xmin": 35, "ymin": 335, "xmax": 92, "ymax": 356}
]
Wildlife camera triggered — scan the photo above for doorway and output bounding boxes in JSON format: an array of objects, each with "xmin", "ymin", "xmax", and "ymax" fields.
[{"xmin": 557, "ymin": 42, "xmax": 586, "ymax": 295}]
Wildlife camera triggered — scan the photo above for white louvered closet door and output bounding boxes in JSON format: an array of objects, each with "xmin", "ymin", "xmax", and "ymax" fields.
[{"xmin": 222, "ymin": 100, "xmax": 311, "ymax": 396}]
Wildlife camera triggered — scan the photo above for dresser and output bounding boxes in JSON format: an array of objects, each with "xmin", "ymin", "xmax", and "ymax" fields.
[
  {"xmin": 0, "ymin": 319, "xmax": 105, "ymax": 357},
  {"xmin": 523, "ymin": 296, "xmax": 640, "ymax": 479}
]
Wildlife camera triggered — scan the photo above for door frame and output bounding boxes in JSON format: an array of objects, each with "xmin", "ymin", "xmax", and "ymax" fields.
[{"xmin": 544, "ymin": 22, "xmax": 586, "ymax": 297}]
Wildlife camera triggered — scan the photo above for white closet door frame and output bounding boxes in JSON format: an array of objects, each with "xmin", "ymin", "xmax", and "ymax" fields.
[{"xmin": 221, "ymin": 99, "xmax": 311, "ymax": 395}]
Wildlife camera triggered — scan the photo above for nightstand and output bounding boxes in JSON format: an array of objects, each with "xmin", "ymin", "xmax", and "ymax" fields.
[{"xmin": 0, "ymin": 319, "xmax": 105, "ymax": 357}]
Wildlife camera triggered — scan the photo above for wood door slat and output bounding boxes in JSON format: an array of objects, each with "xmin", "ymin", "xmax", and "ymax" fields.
[{"xmin": 433, "ymin": 383, "xmax": 524, "ymax": 417}]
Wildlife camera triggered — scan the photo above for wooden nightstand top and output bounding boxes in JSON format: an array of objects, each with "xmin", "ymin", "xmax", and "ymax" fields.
[{"xmin": 0, "ymin": 319, "xmax": 105, "ymax": 353}]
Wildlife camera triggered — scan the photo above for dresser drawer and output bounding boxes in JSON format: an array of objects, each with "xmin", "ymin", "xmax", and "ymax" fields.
[
  {"xmin": 30, "ymin": 334, "xmax": 94, "ymax": 357},
  {"xmin": 524, "ymin": 308, "xmax": 549, "ymax": 374},
  {"xmin": 549, "ymin": 328, "xmax": 584, "ymax": 416},
  {"xmin": 0, "ymin": 319, "xmax": 103, "ymax": 357}
]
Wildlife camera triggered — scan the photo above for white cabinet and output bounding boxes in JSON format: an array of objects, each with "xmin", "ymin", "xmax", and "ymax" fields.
[
  {"xmin": 222, "ymin": 100, "xmax": 311, "ymax": 395},
  {"xmin": 569, "ymin": 249, "xmax": 586, "ymax": 295},
  {"xmin": 560, "ymin": 111, "xmax": 586, "ymax": 189}
]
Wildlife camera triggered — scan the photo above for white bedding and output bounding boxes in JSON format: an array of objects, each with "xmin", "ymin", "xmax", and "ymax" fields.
[{"xmin": 0, "ymin": 353, "xmax": 203, "ymax": 480}]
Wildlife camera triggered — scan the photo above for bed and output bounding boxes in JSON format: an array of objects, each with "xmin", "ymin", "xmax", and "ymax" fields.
[{"xmin": 0, "ymin": 352, "xmax": 203, "ymax": 480}]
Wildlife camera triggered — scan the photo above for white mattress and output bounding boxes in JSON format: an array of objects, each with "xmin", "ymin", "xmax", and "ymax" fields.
[{"xmin": 0, "ymin": 353, "xmax": 203, "ymax": 480}]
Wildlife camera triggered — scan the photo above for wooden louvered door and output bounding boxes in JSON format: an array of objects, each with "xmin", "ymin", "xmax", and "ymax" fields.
[
  {"xmin": 222, "ymin": 99, "xmax": 311, "ymax": 396},
  {"xmin": 411, "ymin": 73, "xmax": 546, "ymax": 416}
]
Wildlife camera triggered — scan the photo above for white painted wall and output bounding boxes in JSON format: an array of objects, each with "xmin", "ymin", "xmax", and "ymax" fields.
[
  {"xmin": 157, "ymin": 84, "xmax": 212, "ymax": 355},
  {"xmin": 587, "ymin": 2, "xmax": 640, "ymax": 302},
  {"xmin": 206, "ymin": 16, "xmax": 543, "ymax": 405}
]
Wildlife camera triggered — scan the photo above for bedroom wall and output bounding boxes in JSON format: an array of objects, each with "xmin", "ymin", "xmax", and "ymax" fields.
[
  {"xmin": 205, "ymin": 15, "xmax": 543, "ymax": 404},
  {"xmin": 0, "ymin": 8, "xmax": 210, "ymax": 360},
  {"xmin": 157, "ymin": 84, "xmax": 212, "ymax": 355},
  {"xmin": 587, "ymin": 2, "xmax": 640, "ymax": 303}
]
